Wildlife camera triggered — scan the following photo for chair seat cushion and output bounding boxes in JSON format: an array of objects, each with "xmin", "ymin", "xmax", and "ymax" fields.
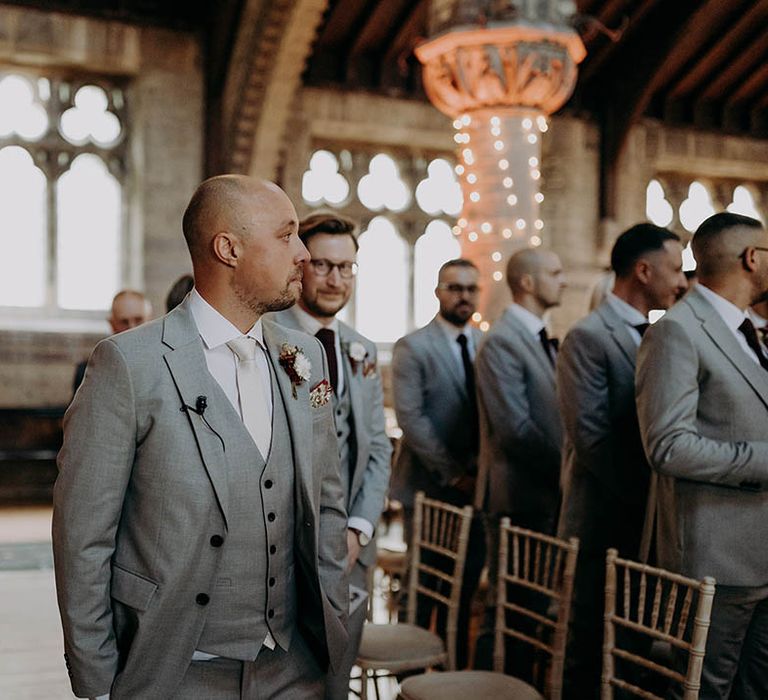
[
  {"xmin": 358, "ymin": 623, "xmax": 445, "ymax": 667},
  {"xmin": 399, "ymin": 671, "xmax": 545, "ymax": 700}
]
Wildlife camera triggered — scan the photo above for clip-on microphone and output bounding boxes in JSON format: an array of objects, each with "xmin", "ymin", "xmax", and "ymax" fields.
[{"xmin": 180, "ymin": 395, "xmax": 225, "ymax": 451}]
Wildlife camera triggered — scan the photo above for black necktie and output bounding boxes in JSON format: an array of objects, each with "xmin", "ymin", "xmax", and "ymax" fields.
[
  {"xmin": 738, "ymin": 319, "xmax": 768, "ymax": 371},
  {"xmin": 538, "ymin": 328, "xmax": 556, "ymax": 366},
  {"xmin": 457, "ymin": 333, "xmax": 479, "ymax": 453},
  {"xmin": 634, "ymin": 323, "xmax": 650, "ymax": 337},
  {"xmin": 315, "ymin": 328, "xmax": 338, "ymax": 392}
]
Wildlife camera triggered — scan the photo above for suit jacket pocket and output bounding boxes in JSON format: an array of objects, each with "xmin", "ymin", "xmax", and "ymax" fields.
[{"xmin": 111, "ymin": 563, "xmax": 158, "ymax": 612}]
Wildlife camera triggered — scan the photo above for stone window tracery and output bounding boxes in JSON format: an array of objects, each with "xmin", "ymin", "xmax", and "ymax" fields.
[
  {"xmin": 0, "ymin": 70, "xmax": 128, "ymax": 315},
  {"xmin": 300, "ymin": 147, "xmax": 464, "ymax": 343}
]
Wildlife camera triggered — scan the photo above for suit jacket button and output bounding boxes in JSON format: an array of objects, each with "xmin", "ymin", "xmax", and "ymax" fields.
[
  {"xmin": 267, "ymin": 512, "xmax": 276, "ymax": 522},
  {"xmin": 210, "ymin": 535, "xmax": 224, "ymax": 547},
  {"xmin": 304, "ymin": 521, "xmax": 311, "ymax": 528},
  {"xmin": 269, "ymin": 577, "xmax": 276, "ymax": 587},
  {"xmin": 264, "ymin": 479, "xmax": 273, "ymax": 489},
  {"xmin": 269, "ymin": 545, "xmax": 277, "ymax": 554},
  {"xmin": 196, "ymin": 593, "xmax": 210, "ymax": 606},
  {"xmin": 268, "ymin": 609, "xmax": 275, "ymax": 619}
]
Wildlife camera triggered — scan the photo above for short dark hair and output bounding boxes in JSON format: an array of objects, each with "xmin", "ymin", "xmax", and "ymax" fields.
[
  {"xmin": 165, "ymin": 274, "xmax": 194, "ymax": 312},
  {"xmin": 298, "ymin": 211, "xmax": 358, "ymax": 251},
  {"xmin": 693, "ymin": 212, "xmax": 762, "ymax": 245},
  {"xmin": 438, "ymin": 258, "xmax": 478, "ymax": 280},
  {"xmin": 610, "ymin": 223, "xmax": 680, "ymax": 278}
]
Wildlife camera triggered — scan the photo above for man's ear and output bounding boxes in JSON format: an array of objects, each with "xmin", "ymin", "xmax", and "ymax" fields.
[
  {"xmin": 212, "ymin": 231, "xmax": 240, "ymax": 268},
  {"xmin": 519, "ymin": 272, "xmax": 534, "ymax": 294},
  {"xmin": 635, "ymin": 258, "xmax": 652, "ymax": 284}
]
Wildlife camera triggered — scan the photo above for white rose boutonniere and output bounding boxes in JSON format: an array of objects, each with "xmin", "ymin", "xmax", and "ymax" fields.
[
  {"xmin": 278, "ymin": 343, "xmax": 311, "ymax": 398},
  {"xmin": 344, "ymin": 340, "xmax": 377, "ymax": 378}
]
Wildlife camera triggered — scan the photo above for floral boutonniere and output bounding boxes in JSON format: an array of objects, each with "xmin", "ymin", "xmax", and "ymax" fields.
[
  {"xmin": 345, "ymin": 340, "xmax": 377, "ymax": 378},
  {"xmin": 278, "ymin": 343, "xmax": 311, "ymax": 399},
  {"xmin": 309, "ymin": 379, "xmax": 332, "ymax": 408}
]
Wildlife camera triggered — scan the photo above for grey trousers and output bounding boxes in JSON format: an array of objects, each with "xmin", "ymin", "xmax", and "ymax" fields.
[
  {"xmin": 325, "ymin": 560, "xmax": 368, "ymax": 700},
  {"xmin": 693, "ymin": 582, "xmax": 768, "ymax": 700},
  {"xmin": 172, "ymin": 632, "xmax": 325, "ymax": 699}
]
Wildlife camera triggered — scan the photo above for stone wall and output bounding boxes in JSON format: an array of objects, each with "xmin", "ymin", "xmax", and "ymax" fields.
[{"xmin": 0, "ymin": 6, "xmax": 202, "ymax": 407}]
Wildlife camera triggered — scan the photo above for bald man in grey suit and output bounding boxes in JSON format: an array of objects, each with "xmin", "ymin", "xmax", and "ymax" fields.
[
  {"xmin": 476, "ymin": 248, "xmax": 566, "ymax": 534},
  {"xmin": 637, "ymin": 212, "xmax": 768, "ymax": 699},
  {"xmin": 53, "ymin": 177, "xmax": 348, "ymax": 699}
]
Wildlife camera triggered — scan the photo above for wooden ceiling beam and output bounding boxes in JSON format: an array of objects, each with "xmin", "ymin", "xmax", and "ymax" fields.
[
  {"xmin": 316, "ymin": 0, "xmax": 371, "ymax": 46},
  {"xmin": 699, "ymin": 31, "xmax": 768, "ymax": 101},
  {"xmin": 380, "ymin": 0, "xmax": 427, "ymax": 90},
  {"xmin": 348, "ymin": 0, "xmax": 411, "ymax": 59},
  {"xmin": 726, "ymin": 55, "xmax": 768, "ymax": 106},
  {"xmin": 668, "ymin": 0, "xmax": 768, "ymax": 99}
]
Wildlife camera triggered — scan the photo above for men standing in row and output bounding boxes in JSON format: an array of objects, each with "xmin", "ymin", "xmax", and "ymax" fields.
[
  {"xmin": 391, "ymin": 258, "xmax": 485, "ymax": 670},
  {"xmin": 557, "ymin": 224, "xmax": 687, "ymax": 698},
  {"xmin": 475, "ymin": 247, "xmax": 565, "ymax": 535},
  {"xmin": 637, "ymin": 212, "xmax": 768, "ymax": 699},
  {"xmin": 53, "ymin": 176, "xmax": 349, "ymax": 699},
  {"xmin": 72, "ymin": 289, "xmax": 153, "ymax": 395},
  {"xmin": 270, "ymin": 212, "xmax": 391, "ymax": 699}
]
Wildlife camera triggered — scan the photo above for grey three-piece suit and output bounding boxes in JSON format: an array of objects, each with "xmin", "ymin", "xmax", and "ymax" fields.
[
  {"xmin": 475, "ymin": 306, "xmax": 562, "ymax": 531},
  {"xmin": 271, "ymin": 309, "xmax": 392, "ymax": 698},
  {"xmin": 53, "ymin": 301, "xmax": 349, "ymax": 699},
  {"xmin": 637, "ymin": 285, "xmax": 768, "ymax": 698},
  {"xmin": 557, "ymin": 299, "xmax": 654, "ymax": 697},
  {"xmin": 391, "ymin": 316, "xmax": 484, "ymax": 670}
]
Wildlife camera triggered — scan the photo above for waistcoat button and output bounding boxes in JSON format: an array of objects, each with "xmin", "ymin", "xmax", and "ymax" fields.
[
  {"xmin": 268, "ymin": 512, "xmax": 276, "ymax": 522},
  {"xmin": 196, "ymin": 593, "xmax": 210, "ymax": 606},
  {"xmin": 209, "ymin": 535, "xmax": 224, "ymax": 547}
]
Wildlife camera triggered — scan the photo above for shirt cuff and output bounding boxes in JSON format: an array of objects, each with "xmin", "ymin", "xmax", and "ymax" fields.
[{"xmin": 348, "ymin": 517, "xmax": 374, "ymax": 540}]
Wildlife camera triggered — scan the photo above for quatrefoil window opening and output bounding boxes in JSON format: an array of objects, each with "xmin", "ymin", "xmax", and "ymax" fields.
[
  {"xmin": 301, "ymin": 150, "xmax": 350, "ymax": 205},
  {"xmin": 357, "ymin": 154, "xmax": 412, "ymax": 212},
  {"xmin": 59, "ymin": 84, "xmax": 122, "ymax": 147}
]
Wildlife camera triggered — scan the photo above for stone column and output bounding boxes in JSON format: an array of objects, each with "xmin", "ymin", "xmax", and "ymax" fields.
[{"xmin": 415, "ymin": 3, "xmax": 585, "ymax": 323}]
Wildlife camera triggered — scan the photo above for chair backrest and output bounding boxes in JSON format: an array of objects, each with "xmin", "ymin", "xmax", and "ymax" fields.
[
  {"xmin": 494, "ymin": 518, "xmax": 579, "ymax": 700},
  {"xmin": 601, "ymin": 548, "xmax": 716, "ymax": 700},
  {"xmin": 406, "ymin": 491, "xmax": 473, "ymax": 670}
]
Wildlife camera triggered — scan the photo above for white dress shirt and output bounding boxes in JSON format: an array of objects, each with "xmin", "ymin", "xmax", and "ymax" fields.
[
  {"xmin": 289, "ymin": 305, "xmax": 345, "ymax": 396},
  {"xmin": 285, "ymin": 306, "xmax": 372, "ymax": 539},
  {"xmin": 605, "ymin": 292, "xmax": 649, "ymax": 347},
  {"xmin": 697, "ymin": 284, "xmax": 765, "ymax": 366},
  {"xmin": 508, "ymin": 302, "xmax": 547, "ymax": 338}
]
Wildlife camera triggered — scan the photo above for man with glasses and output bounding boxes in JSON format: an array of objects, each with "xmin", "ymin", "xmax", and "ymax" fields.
[
  {"xmin": 270, "ymin": 212, "xmax": 391, "ymax": 699},
  {"xmin": 391, "ymin": 258, "xmax": 485, "ymax": 670},
  {"xmin": 637, "ymin": 212, "xmax": 768, "ymax": 699}
]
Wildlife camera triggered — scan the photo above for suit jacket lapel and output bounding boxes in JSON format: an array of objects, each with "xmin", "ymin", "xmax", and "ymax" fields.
[
  {"xmin": 687, "ymin": 289, "xmax": 768, "ymax": 408},
  {"xmin": 426, "ymin": 317, "xmax": 467, "ymax": 398},
  {"xmin": 502, "ymin": 308, "xmax": 555, "ymax": 381},
  {"xmin": 262, "ymin": 320, "xmax": 316, "ymax": 520},
  {"xmin": 596, "ymin": 301, "xmax": 637, "ymax": 370},
  {"xmin": 162, "ymin": 303, "xmax": 231, "ymax": 529},
  {"xmin": 339, "ymin": 324, "xmax": 367, "ymax": 499}
]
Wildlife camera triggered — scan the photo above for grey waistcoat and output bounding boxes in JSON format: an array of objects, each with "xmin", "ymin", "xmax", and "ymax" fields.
[{"xmin": 197, "ymin": 362, "xmax": 297, "ymax": 660}]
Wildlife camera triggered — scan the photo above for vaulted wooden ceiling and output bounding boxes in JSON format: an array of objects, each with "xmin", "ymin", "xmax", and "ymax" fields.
[{"xmin": 5, "ymin": 0, "xmax": 768, "ymax": 142}]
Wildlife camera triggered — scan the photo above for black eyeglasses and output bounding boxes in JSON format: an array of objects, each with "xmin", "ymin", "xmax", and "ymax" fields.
[
  {"xmin": 739, "ymin": 246, "xmax": 768, "ymax": 260},
  {"xmin": 437, "ymin": 283, "xmax": 480, "ymax": 295},
  {"xmin": 308, "ymin": 259, "xmax": 358, "ymax": 278}
]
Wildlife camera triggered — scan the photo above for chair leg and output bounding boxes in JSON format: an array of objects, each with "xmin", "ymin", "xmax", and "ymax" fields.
[
  {"xmin": 373, "ymin": 671, "xmax": 382, "ymax": 700},
  {"xmin": 360, "ymin": 667, "xmax": 368, "ymax": 700}
]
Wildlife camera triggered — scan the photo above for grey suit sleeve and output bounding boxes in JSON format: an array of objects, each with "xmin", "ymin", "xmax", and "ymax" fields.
[
  {"xmin": 392, "ymin": 337, "xmax": 464, "ymax": 486},
  {"xmin": 637, "ymin": 318, "xmax": 768, "ymax": 486},
  {"xmin": 557, "ymin": 327, "xmax": 615, "ymax": 474},
  {"xmin": 348, "ymin": 349, "xmax": 392, "ymax": 528},
  {"xmin": 476, "ymin": 333, "xmax": 559, "ymax": 464},
  {"xmin": 53, "ymin": 339, "xmax": 135, "ymax": 698}
]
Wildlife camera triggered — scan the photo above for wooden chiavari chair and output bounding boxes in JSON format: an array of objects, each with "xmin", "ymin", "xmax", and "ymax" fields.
[
  {"xmin": 398, "ymin": 518, "xmax": 579, "ymax": 700},
  {"xmin": 601, "ymin": 548, "xmax": 716, "ymax": 700},
  {"xmin": 355, "ymin": 491, "xmax": 473, "ymax": 700}
]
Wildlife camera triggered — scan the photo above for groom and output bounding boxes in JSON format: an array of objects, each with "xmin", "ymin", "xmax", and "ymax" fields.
[{"xmin": 53, "ymin": 176, "xmax": 349, "ymax": 699}]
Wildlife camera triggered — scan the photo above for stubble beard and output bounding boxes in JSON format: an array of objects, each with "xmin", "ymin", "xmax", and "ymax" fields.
[{"xmin": 231, "ymin": 275, "xmax": 302, "ymax": 316}]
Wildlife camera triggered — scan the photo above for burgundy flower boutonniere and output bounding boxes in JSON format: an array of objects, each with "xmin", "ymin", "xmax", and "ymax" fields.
[{"xmin": 278, "ymin": 343, "xmax": 311, "ymax": 399}]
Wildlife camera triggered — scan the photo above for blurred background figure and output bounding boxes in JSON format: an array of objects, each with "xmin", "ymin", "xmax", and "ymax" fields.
[
  {"xmin": 165, "ymin": 273, "xmax": 194, "ymax": 312},
  {"xmin": 72, "ymin": 289, "xmax": 152, "ymax": 395}
]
